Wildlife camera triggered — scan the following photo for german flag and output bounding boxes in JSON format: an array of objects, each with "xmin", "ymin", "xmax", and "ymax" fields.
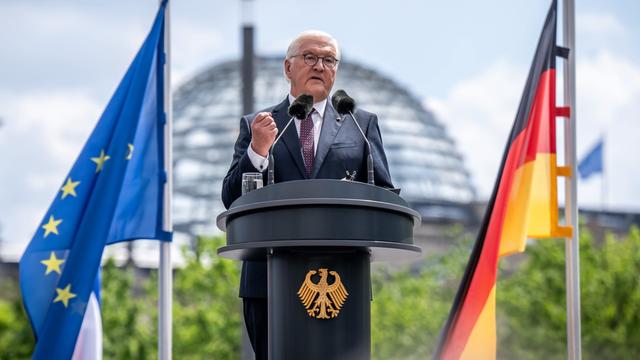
[{"xmin": 434, "ymin": 1, "xmax": 572, "ymax": 359}]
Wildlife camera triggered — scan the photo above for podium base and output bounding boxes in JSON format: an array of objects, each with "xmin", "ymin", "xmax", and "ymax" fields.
[{"xmin": 268, "ymin": 248, "xmax": 370, "ymax": 360}]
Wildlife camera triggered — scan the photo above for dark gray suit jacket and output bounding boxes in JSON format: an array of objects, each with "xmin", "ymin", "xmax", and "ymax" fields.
[{"xmin": 221, "ymin": 97, "xmax": 393, "ymax": 298}]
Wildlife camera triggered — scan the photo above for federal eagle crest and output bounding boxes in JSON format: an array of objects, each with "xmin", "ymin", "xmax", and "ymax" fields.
[{"xmin": 297, "ymin": 268, "xmax": 348, "ymax": 319}]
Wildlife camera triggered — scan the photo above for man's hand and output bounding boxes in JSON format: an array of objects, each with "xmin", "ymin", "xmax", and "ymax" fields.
[{"xmin": 250, "ymin": 112, "xmax": 278, "ymax": 157}]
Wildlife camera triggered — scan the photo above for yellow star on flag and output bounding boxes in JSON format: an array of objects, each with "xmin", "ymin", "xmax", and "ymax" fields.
[
  {"xmin": 126, "ymin": 143, "xmax": 134, "ymax": 160},
  {"xmin": 40, "ymin": 252, "xmax": 65, "ymax": 275},
  {"xmin": 60, "ymin": 177, "xmax": 80, "ymax": 199},
  {"xmin": 91, "ymin": 149, "xmax": 110, "ymax": 173},
  {"xmin": 54, "ymin": 284, "xmax": 77, "ymax": 308},
  {"xmin": 42, "ymin": 215, "xmax": 62, "ymax": 238}
]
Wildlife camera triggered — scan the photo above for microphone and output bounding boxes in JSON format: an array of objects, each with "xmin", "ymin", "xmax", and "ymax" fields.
[
  {"xmin": 288, "ymin": 94, "xmax": 314, "ymax": 120},
  {"xmin": 267, "ymin": 94, "xmax": 314, "ymax": 185},
  {"xmin": 331, "ymin": 90, "xmax": 374, "ymax": 185},
  {"xmin": 332, "ymin": 89, "xmax": 356, "ymax": 114}
]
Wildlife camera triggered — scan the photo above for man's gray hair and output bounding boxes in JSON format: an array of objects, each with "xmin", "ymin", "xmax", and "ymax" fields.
[{"xmin": 285, "ymin": 30, "xmax": 341, "ymax": 60}]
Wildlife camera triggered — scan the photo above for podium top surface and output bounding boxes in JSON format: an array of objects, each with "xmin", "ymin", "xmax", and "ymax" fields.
[
  {"xmin": 217, "ymin": 179, "xmax": 420, "ymax": 230},
  {"xmin": 217, "ymin": 179, "xmax": 422, "ymax": 261}
]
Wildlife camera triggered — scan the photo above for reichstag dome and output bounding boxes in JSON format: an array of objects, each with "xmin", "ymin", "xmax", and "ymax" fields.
[{"xmin": 172, "ymin": 56, "xmax": 476, "ymax": 237}]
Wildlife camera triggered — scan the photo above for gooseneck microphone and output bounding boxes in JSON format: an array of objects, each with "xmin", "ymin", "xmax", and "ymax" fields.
[
  {"xmin": 267, "ymin": 94, "xmax": 314, "ymax": 185},
  {"xmin": 331, "ymin": 90, "xmax": 374, "ymax": 185}
]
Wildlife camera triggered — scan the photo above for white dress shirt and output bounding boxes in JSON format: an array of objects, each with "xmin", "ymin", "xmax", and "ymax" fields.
[{"xmin": 248, "ymin": 94, "xmax": 327, "ymax": 172}]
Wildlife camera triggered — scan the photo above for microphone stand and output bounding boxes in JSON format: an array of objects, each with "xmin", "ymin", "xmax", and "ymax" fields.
[
  {"xmin": 267, "ymin": 116, "xmax": 297, "ymax": 185},
  {"xmin": 348, "ymin": 111, "xmax": 374, "ymax": 185}
]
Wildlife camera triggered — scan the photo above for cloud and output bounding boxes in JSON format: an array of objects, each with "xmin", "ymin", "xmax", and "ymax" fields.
[
  {"xmin": 576, "ymin": 13, "xmax": 631, "ymax": 57},
  {"xmin": 0, "ymin": 89, "xmax": 101, "ymax": 247},
  {"xmin": 575, "ymin": 50, "xmax": 640, "ymax": 210},
  {"xmin": 427, "ymin": 52, "xmax": 640, "ymax": 210},
  {"xmin": 171, "ymin": 19, "xmax": 226, "ymax": 86},
  {"xmin": 577, "ymin": 13, "xmax": 626, "ymax": 38},
  {"xmin": 0, "ymin": 3, "xmax": 151, "ymax": 95},
  {"xmin": 425, "ymin": 60, "xmax": 526, "ymax": 199},
  {"xmin": 0, "ymin": 2, "xmax": 233, "ymax": 252}
]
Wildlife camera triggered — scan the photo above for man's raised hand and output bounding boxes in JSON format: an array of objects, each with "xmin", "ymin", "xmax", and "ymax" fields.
[{"xmin": 250, "ymin": 112, "xmax": 278, "ymax": 157}]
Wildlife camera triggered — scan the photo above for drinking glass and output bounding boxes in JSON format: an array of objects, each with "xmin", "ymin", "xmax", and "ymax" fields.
[{"xmin": 242, "ymin": 172, "xmax": 263, "ymax": 195}]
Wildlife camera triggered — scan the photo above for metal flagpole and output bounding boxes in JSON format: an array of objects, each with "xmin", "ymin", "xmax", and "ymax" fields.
[
  {"xmin": 159, "ymin": 0, "xmax": 173, "ymax": 359},
  {"xmin": 240, "ymin": 0, "xmax": 256, "ymax": 358},
  {"xmin": 562, "ymin": 0, "xmax": 582, "ymax": 359},
  {"xmin": 601, "ymin": 138, "xmax": 606, "ymax": 210}
]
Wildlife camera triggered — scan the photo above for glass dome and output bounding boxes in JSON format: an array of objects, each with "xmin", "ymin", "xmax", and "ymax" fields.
[{"xmin": 173, "ymin": 56, "xmax": 476, "ymax": 236}]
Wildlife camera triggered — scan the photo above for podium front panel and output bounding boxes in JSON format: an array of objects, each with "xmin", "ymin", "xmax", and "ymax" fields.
[{"xmin": 268, "ymin": 248, "xmax": 370, "ymax": 360}]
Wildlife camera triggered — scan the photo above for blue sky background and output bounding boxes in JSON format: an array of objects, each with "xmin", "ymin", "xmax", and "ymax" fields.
[{"xmin": 0, "ymin": 0, "xmax": 638, "ymax": 249}]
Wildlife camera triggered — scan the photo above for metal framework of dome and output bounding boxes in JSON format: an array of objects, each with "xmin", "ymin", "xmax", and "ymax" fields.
[{"xmin": 173, "ymin": 56, "xmax": 476, "ymax": 236}]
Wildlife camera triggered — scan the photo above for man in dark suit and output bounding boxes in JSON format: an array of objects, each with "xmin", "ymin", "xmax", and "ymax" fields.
[{"xmin": 221, "ymin": 30, "xmax": 393, "ymax": 359}]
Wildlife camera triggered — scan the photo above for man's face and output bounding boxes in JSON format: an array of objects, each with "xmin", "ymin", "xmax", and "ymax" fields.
[{"xmin": 285, "ymin": 36, "xmax": 338, "ymax": 102}]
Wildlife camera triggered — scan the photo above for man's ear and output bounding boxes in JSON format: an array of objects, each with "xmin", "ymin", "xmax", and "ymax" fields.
[{"xmin": 284, "ymin": 59, "xmax": 292, "ymax": 79}]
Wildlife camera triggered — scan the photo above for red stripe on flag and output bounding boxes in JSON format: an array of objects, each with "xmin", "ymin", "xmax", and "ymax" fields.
[
  {"xmin": 521, "ymin": 69, "xmax": 557, "ymax": 163},
  {"xmin": 556, "ymin": 106, "xmax": 570, "ymax": 118}
]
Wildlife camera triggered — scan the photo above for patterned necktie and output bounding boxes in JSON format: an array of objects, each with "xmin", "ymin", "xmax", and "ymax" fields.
[{"xmin": 300, "ymin": 109, "xmax": 315, "ymax": 176}]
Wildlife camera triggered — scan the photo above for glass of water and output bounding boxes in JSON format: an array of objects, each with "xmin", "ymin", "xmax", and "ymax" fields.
[{"xmin": 242, "ymin": 172, "xmax": 263, "ymax": 195}]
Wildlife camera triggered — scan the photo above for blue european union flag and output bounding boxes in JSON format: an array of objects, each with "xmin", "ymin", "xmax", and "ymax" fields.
[
  {"xmin": 578, "ymin": 139, "xmax": 604, "ymax": 180},
  {"xmin": 19, "ymin": 2, "xmax": 171, "ymax": 359}
]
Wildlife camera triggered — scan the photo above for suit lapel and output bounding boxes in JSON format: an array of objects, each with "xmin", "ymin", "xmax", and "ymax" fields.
[
  {"xmin": 272, "ymin": 97, "xmax": 307, "ymax": 178},
  {"xmin": 311, "ymin": 103, "xmax": 343, "ymax": 178}
]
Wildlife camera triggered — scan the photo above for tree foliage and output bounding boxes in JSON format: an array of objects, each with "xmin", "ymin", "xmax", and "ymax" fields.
[
  {"xmin": 370, "ymin": 226, "xmax": 640, "ymax": 359},
  {"xmin": 498, "ymin": 226, "xmax": 640, "ymax": 359},
  {"xmin": 371, "ymin": 227, "xmax": 472, "ymax": 360},
  {"xmin": 101, "ymin": 236, "xmax": 241, "ymax": 359},
  {"xmin": 169, "ymin": 236, "xmax": 241, "ymax": 359},
  {"xmin": 1, "ymin": 227, "xmax": 640, "ymax": 359},
  {"xmin": 0, "ymin": 279, "xmax": 33, "ymax": 360},
  {"xmin": 101, "ymin": 257, "xmax": 156, "ymax": 359}
]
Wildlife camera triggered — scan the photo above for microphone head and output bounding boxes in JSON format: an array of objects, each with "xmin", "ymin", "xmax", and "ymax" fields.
[
  {"xmin": 331, "ymin": 89, "xmax": 356, "ymax": 114},
  {"xmin": 288, "ymin": 94, "xmax": 314, "ymax": 119}
]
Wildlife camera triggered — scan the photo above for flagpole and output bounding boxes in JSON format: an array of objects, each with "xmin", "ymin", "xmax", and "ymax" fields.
[
  {"xmin": 601, "ymin": 138, "xmax": 606, "ymax": 210},
  {"xmin": 159, "ymin": 0, "xmax": 173, "ymax": 359},
  {"xmin": 562, "ymin": 0, "xmax": 582, "ymax": 359}
]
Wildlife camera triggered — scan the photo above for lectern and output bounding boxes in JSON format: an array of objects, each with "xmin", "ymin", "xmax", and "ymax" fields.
[{"xmin": 217, "ymin": 179, "xmax": 421, "ymax": 360}]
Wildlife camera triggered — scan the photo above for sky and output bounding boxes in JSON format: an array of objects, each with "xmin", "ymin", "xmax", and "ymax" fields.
[{"xmin": 0, "ymin": 0, "xmax": 639, "ymax": 251}]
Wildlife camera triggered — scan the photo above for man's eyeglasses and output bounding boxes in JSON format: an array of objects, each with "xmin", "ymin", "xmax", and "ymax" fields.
[{"xmin": 291, "ymin": 53, "xmax": 340, "ymax": 69}]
